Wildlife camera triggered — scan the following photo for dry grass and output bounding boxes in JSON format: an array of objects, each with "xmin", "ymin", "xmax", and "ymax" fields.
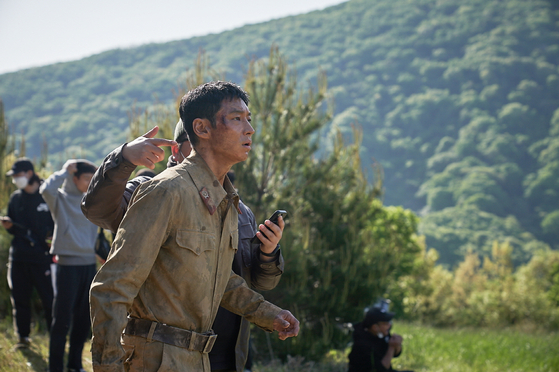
[{"xmin": 0, "ymin": 321, "xmax": 92, "ymax": 372}]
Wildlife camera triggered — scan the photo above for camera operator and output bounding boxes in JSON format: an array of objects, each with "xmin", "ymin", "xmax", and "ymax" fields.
[{"xmin": 348, "ymin": 300, "xmax": 413, "ymax": 372}]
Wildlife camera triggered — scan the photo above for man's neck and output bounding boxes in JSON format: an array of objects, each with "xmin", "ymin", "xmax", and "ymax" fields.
[{"xmin": 190, "ymin": 148, "xmax": 231, "ymax": 186}]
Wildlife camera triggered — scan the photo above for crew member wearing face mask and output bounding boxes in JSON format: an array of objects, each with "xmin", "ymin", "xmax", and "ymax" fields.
[
  {"xmin": 1, "ymin": 158, "xmax": 55, "ymax": 350},
  {"xmin": 347, "ymin": 300, "xmax": 413, "ymax": 372}
]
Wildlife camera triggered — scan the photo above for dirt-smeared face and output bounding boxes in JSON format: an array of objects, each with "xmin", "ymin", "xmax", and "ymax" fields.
[{"xmin": 209, "ymin": 97, "xmax": 254, "ymax": 166}]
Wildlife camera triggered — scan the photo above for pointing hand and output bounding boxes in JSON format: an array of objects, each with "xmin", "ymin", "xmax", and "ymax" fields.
[{"xmin": 122, "ymin": 126, "xmax": 177, "ymax": 169}]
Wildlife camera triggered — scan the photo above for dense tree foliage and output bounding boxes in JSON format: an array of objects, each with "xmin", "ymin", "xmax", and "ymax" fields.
[
  {"xmin": 113, "ymin": 48, "xmax": 423, "ymax": 360},
  {"xmin": 389, "ymin": 242, "xmax": 559, "ymax": 330},
  {"xmin": 232, "ymin": 49, "xmax": 423, "ymax": 360},
  {"xmin": 1, "ymin": 1, "xmax": 559, "ymax": 363},
  {"xmin": 0, "ymin": 0, "xmax": 557, "ymax": 281},
  {"xmin": 0, "ymin": 100, "xmax": 14, "ymax": 319}
]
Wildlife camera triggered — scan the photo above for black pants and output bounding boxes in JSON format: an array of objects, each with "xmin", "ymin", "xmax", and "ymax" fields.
[
  {"xmin": 49, "ymin": 264, "xmax": 96, "ymax": 372},
  {"xmin": 7, "ymin": 261, "xmax": 54, "ymax": 338}
]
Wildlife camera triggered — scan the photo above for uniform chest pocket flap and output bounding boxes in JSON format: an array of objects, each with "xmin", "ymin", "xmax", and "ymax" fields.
[{"xmin": 175, "ymin": 229, "xmax": 216, "ymax": 256}]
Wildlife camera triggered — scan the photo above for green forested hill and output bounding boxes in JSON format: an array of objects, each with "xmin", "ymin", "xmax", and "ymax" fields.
[{"xmin": 1, "ymin": 0, "xmax": 558, "ymax": 265}]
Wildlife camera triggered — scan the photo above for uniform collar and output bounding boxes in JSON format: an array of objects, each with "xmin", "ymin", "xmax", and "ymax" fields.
[{"xmin": 181, "ymin": 153, "xmax": 240, "ymax": 215}]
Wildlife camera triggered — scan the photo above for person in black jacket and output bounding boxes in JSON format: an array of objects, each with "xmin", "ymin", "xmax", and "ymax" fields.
[
  {"xmin": 348, "ymin": 300, "xmax": 413, "ymax": 372},
  {"xmin": 1, "ymin": 158, "xmax": 54, "ymax": 349}
]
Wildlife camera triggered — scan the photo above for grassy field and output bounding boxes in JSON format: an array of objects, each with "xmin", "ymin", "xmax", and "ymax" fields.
[
  {"xmin": 386, "ymin": 323, "xmax": 559, "ymax": 372},
  {"xmin": 1, "ymin": 320, "xmax": 558, "ymax": 371}
]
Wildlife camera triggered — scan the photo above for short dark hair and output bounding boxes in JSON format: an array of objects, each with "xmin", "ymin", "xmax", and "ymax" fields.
[
  {"xmin": 179, "ymin": 81, "xmax": 249, "ymax": 147},
  {"xmin": 75, "ymin": 162, "xmax": 97, "ymax": 178}
]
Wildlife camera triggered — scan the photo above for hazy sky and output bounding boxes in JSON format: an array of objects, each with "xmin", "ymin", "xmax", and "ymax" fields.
[{"xmin": 0, "ymin": 0, "xmax": 347, "ymax": 75}]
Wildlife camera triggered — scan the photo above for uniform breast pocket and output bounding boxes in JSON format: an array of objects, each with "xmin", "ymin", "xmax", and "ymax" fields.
[{"xmin": 175, "ymin": 229, "xmax": 216, "ymax": 256}]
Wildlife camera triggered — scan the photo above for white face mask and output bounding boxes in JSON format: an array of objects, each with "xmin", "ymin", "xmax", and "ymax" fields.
[{"xmin": 12, "ymin": 176, "xmax": 28, "ymax": 189}]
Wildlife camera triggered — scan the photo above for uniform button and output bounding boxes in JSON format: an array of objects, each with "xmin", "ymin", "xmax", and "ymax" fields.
[{"xmin": 196, "ymin": 248, "xmax": 200, "ymax": 254}]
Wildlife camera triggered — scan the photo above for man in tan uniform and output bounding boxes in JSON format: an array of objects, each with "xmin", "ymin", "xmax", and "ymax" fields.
[{"xmin": 90, "ymin": 81, "xmax": 299, "ymax": 372}]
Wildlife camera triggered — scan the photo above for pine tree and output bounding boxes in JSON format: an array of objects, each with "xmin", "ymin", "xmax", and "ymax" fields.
[
  {"xmin": 0, "ymin": 98, "xmax": 15, "ymax": 211},
  {"xmin": 122, "ymin": 47, "xmax": 423, "ymax": 361},
  {"xmin": 127, "ymin": 50, "xmax": 224, "ymax": 176},
  {"xmin": 234, "ymin": 47, "xmax": 421, "ymax": 361},
  {"xmin": 0, "ymin": 98, "xmax": 17, "ymax": 318}
]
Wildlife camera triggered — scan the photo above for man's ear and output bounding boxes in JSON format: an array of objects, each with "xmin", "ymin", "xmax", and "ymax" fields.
[{"xmin": 192, "ymin": 118, "xmax": 211, "ymax": 140}]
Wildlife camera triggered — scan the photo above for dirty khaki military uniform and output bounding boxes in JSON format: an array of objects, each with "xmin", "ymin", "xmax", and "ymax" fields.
[{"xmin": 90, "ymin": 154, "xmax": 282, "ymax": 372}]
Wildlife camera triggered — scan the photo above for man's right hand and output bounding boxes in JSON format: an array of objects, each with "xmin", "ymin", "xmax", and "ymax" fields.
[
  {"xmin": 122, "ymin": 126, "xmax": 177, "ymax": 169},
  {"xmin": 273, "ymin": 310, "xmax": 300, "ymax": 340},
  {"xmin": 1, "ymin": 216, "xmax": 13, "ymax": 230}
]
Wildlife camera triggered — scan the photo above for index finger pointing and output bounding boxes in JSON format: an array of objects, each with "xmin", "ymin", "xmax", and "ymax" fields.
[
  {"xmin": 147, "ymin": 138, "xmax": 177, "ymax": 148},
  {"xmin": 142, "ymin": 126, "xmax": 159, "ymax": 138}
]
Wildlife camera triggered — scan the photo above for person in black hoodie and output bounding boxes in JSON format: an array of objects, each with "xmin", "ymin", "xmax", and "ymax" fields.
[
  {"xmin": 347, "ymin": 300, "xmax": 413, "ymax": 372},
  {"xmin": 2, "ymin": 158, "xmax": 54, "ymax": 349}
]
